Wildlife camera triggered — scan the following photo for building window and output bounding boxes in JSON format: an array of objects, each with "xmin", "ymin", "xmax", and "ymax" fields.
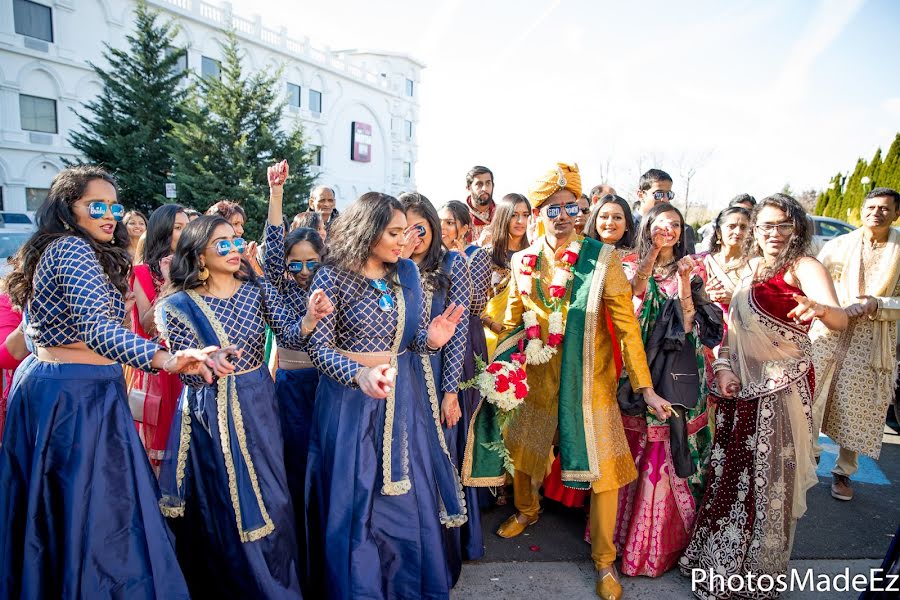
[
  {"xmin": 309, "ymin": 89, "xmax": 322, "ymax": 114},
  {"xmin": 201, "ymin": 56, "xmax": 221, "ymax": 80},
  {"xmin": 403, "ymin": 162, "xmax": 412, "ymax": 179},
  {"xmin": 404, "ymin": 120, "xmax": 413, "ymax": 141},
  {"xmin": 405, "ymin": 78, "xmax": 414, "ymax": 97},
  {"xmin": 168, "ymin": 49, "xmax": 188, "ymax": 76},
  {"xmin": 287, "ymin": 83, "xmax": 301, "ymax": 108},
  {"xmin": 26, "ymin": 187, "xmax": 49, "ymax": 212},
  {"xmin": 14, "ymin": 0, "xmax": 53, "ymax": 42},
  {"xmin": 310, "ymin": 145, "xmax": 322, "ymax": 167},
  {"xmin": 19, "ymin": 94, "xmax": 57, "ymax": 134}
]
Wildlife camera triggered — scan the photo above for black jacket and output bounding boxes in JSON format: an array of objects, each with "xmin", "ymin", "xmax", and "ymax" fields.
[{"xmin": 617, "ymin": 276, "xmax": 723, "ymax": 477}]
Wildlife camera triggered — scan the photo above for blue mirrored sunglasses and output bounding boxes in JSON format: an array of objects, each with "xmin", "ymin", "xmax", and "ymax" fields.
[
  {"xmin": 88, "ymin": 201, "xmax": 126, "ymax": 221},
  {"xmin": 652, "ymin": 190, "xmax": 676, "ymax": 201},
  {"xmin": 371, "ymin": 278, "xmax": 395, "ymax": 312},
  {"xmin": 288, "ymin": 260, "xmax": 319, "ymax": 273},
  {"xmin": 545, "ymin": 203, "xmax": 581, "ymax": 219},
  {"xmin": 213, "ymin": 238, "xmax": 246, "ymax": 256}
]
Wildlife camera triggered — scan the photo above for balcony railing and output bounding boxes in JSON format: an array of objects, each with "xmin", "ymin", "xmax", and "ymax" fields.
[{"xmin": 150, "ymin": 0, "xmax": 396, "ymax": 92}]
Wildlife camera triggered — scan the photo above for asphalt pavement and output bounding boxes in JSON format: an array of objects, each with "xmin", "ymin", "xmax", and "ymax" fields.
[{"xmin": 452, "ymin": 427, "xmax": 900, "ymax": 599}]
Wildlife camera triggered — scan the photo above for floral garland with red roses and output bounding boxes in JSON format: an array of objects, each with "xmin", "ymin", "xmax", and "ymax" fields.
[{"xmin": 518, "ymin": 240, "xmax": 583, "ymax": 365}]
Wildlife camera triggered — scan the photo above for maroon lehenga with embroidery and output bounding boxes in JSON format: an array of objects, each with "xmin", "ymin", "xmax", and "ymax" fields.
[{"xmin": 679, "ymin": 270, "xmax": 819, "ymax": 599}]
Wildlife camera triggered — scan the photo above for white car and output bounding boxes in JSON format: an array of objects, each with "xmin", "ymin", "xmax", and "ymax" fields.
[
  {"xmin": 809, "ymin": 216, "xmax": 855, "ymax": 255},
  {"xmin": 0, "ymin": 212, "xmax": 36, "ymax": 232},
  {"xmin": 0, "ymin": 229, "xmax": 33, "ymax": 278}
]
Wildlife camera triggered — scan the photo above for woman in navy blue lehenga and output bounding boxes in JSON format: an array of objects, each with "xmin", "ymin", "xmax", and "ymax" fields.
[
  {"xmin": 400, "ymin": 193, "xmax": 481, "ymax": 585},
  {"xmin": 0, "ymin": 165, "xmax": 222, "ymax": 600},
  {"xmin": 304, "ymin": 192, "xmax": 467, "ymax": 599},
  {"xmin": 156, "ymin": 215, "xmax": 331, "ymax": 599},
  {"xmin": 438, "ymin": 200, "xmax": 491, "ymax": 564},
  {"xmin": 263, "ymin": 160, "xmax": 325, "ymax": 581}
]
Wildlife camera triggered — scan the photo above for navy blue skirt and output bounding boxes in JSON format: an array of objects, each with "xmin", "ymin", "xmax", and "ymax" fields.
[
  {"xmin": 275, "ymin": 366, "xmax": 319, "ymax": 589},
  {"xmin": 171, "ymin": 365, "xmax": 302, "ymax": 599},
  {"xmin": 443, "ymin": 313, "xmax": 487, "ymax": 578},
  {"xmin": 305, "ymin": 351, "xmax": 452, "ymax": 600},
  {"xmin": 0, "ymin": 357, "xmax": 189, "ymax": 599}
]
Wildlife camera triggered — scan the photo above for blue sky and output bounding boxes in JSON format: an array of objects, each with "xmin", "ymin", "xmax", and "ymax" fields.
[{"xmin": 232, "ymin": 0, "xmax": 900, "ymax": 213}]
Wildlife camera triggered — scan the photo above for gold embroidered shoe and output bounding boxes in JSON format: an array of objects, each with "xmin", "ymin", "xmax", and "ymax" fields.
[
  {"xmin": 496, "ymin": 513, "xmax": 539, "ymax": 538},
  {"xmin": 596, "ymin": 568, "xmax": 623, "ymax": 600}
]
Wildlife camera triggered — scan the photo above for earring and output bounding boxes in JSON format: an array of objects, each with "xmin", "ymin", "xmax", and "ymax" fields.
[
  {"xmin": 63, "ymin": 222, "xmax": 71, "ymax": 231},
  {"xmin": 198, "ymin": 266, "xmax": 209, "ymax": 284}
]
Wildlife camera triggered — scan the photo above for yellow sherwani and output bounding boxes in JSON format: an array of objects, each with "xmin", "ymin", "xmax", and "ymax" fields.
[{"xmin": 497, "ymin": 235, "xmax": 652, "ymax": 569}]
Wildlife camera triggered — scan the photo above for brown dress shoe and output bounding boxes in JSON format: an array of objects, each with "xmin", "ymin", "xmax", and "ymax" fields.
[
  {"xmin": 831, "ymin": 474, "xmax": 853, "ymax": 501},
  {"xmin": 596, "ymin": 569, "xmax": 623, "ymax": 600},
  {"xmin": 496, "ymin": 512, "xmax": 538, "ymax": 538}
]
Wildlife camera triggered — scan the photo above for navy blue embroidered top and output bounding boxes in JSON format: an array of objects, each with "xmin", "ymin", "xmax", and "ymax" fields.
[
  {"xmin": 423, "ymin": 252, "xmax": 470, "ymax": 394},
  {"xmin": 26, "ymin": 235, "xmax": 160, "ymax": 370},
  {"xmin": 308, "ymin": 261, "xmax": 434, "ymax": 387},
  {"xmin": 160, "ymin": 280, "xmax": 307, "ymax": 387},
  {"xmin": 465, "ymin": 245, "xmax": 491, "ymax": 316},
  {"xmin": 262, "ymin": 223, "xmax": 310, "ymax": 319}
]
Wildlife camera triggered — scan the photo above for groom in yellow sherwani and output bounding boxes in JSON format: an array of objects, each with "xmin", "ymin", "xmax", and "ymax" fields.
[{"xmin": 465, "ymin": 163, "xmax": 671, "ymax": 600}]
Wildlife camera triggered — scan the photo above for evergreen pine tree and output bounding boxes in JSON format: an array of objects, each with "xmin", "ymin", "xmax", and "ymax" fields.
[
  {"xmin": 881, "ymin": 134, "xmax": 900, "ymax": 192},
  {"xmin": 68, "ymin": 0, "xmax": 187, "ymax": 214},
  {"xmin": 170, "ymin": 30, "xmax": 315, "ymax": 240},
  {"xmin": 839, "ymin": 158, "xmax": 868, "ymax": 224}
]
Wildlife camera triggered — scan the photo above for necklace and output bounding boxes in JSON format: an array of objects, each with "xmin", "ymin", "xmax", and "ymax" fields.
[{"xmin": 204, "ymin": 279, "xmax": 240, "ymax": 300}]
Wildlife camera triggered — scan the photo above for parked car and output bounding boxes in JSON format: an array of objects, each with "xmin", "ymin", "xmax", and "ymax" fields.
[
  {"xmin": 0, "ymin": 229, "xmax": 32, "ymax": 278},
  {"xmin": 0, "ymin": 212, "xmax": 36, "ymax": 232},
  {"xmin": 809, "ymin": 216, "xmax": 855, "ymax": 255}
]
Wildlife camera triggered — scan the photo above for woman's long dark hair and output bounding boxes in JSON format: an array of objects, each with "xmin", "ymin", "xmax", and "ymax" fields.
[
  {"xmin": 708, "ymin": 206, "xmax": 750, "ymax": 254},
  {"xmin": 324, "ymin": 192, "xmax": 404, "ymax": 284},
  {"xmin": 636, "ymin": 203, "xmax": 688, "ymax": 278},
  {"xmin": 584, "ymin": 194, "xmax": 634, "ymax": 250},
  {"xmin": 4, "ymin": 165, "xmax": 131, "ymax": 308},
  {"xmin": 167, "ymin": 216, "xmax": 256, "ymax": 294},
  {"xmin": 487, "ymin": 193, "xmax": 531, "ymax": 269},
  {"xmin": 399, "ymin": 192, "xmax": 449, "ymax": 294},
  {"xmin": 143, "ymin": 203, "xmax": 185, "ymax": 282},
  {"xmin": 743, "ymin": 193, "xmax": 811, "ymax": 282}
]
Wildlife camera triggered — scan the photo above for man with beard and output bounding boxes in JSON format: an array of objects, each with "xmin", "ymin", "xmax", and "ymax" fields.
[{"xmin": 465, "ymin": 165, "xmax": 495, "ymax": 245}]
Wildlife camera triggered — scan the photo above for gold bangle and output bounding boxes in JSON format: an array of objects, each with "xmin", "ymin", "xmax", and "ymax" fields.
[{"xmin": 635, "ymin": 270, "xmax": 651, "ymax": 281}]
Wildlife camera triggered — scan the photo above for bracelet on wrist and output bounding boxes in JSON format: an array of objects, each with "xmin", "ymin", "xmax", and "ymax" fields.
[
  {"xmin": 635, "ymin": 270, "xmax": 651, "ymax": 281},
  {"xmin": 162, "ymin": 354, "xmax": 178, "ymax": 373},
  {"xmin": 425, "ymin": 340, "xmax": 440, "ymax": 352}
]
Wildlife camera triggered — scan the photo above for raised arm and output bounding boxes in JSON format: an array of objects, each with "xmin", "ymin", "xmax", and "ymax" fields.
[
  {"xmin": 262, "ymin": 223, "xmax": 288, "ymax": 292},
  {"xmin": 789, "ymin": 257, "xmax": 848, "ymax": 332}
]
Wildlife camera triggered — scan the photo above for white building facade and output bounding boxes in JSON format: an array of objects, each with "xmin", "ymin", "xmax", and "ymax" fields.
[{"xmin": 0, "ymin": 0, "xmax": 422, "ymax": 213}]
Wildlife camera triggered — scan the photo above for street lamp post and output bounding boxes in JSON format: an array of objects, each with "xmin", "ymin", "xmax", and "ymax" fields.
[{"xmin": 861, "ymin": 176, "xmax": 872, "ymax": 193}]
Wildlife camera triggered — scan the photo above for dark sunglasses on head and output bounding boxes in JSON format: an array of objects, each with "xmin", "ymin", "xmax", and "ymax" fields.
[
  {"xmin": 545, "ymin": 203, "xmax": 581, "ymax": 219},
  {"xmin": 413, "ymin": 224, "xmax": 426, "ymax": 238},
  {"xmin": 212, "ymin": 238, "xmax": 246, "ymax": 256},
  {"xmin": 288, "ymin": 260, "xmax": 319, "ymax": 273},
  {"xmin": 88, "ymin": 201, "xmax": 126, "ymax": 221},
  {"xmin": 652, "ymin": 190, "xmax": 676, "ymax": 201}
]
